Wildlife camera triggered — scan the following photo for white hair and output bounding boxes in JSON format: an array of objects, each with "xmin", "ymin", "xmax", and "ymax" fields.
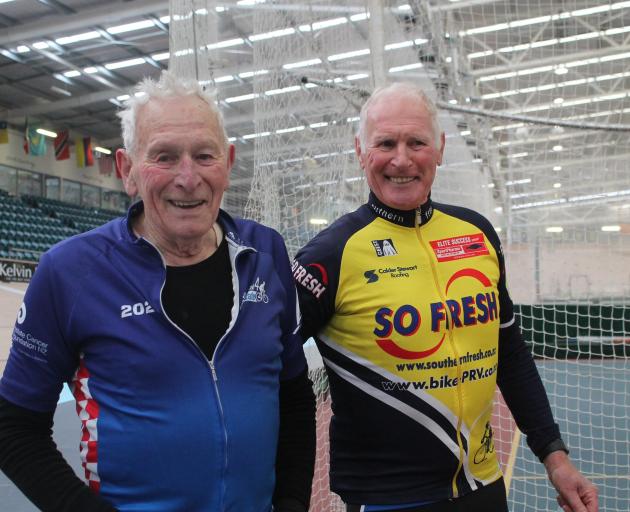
[
  {"xmin": 117, "ymin": 70, "xmax": 228, "ymax": 155},
  {"xmin": 357, "ymin": 82, "xmax": 442, "ymax": 151}
]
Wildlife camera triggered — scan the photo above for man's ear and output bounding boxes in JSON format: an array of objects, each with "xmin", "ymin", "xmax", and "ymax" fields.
[
  {"xmin": 354, "ymin": 136, "xmax": 365, "ymax": 170},
  {"xmin": 116, "ymin": 149, "xmax": 138, "ymax": 197},
  {"xmin": 437, "ymin": 132, "xmax": 446, "ymax": 166}
]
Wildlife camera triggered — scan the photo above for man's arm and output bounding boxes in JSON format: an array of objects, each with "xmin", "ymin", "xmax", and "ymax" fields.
[
  {"xmin": 0, "ymin": 396, "xmax": 117, "ymax": 512},
  {"xmin": 273, "ymin": 369, "xmax": 316, "ymax": 512}
]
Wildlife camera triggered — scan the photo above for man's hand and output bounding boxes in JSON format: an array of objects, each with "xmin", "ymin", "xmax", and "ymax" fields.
[{"xmin": 544, "ymin": 451, "xmax": 598, "ymax": 512}]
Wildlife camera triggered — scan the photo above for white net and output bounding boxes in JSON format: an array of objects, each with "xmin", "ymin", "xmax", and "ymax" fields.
[{"xmin": 167, "ymin": 1, "xmax": 630, "ymax": 511}]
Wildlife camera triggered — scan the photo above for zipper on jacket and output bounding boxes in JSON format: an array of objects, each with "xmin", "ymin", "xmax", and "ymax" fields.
[
  {"xmin": 416, "ymin": 227, "xmax": 466, "ymax": 498},
  {"xmin": 142, "ymin": 238, "xmax": 248, "ymax": 510}
]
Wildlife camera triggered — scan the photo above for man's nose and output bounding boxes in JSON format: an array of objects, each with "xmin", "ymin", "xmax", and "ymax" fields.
[
  {"xmin": 391, "ymin": 143, "xmax": 412, "ymax": 167},
  {"xmin": 174, "ymin": 155, "xmax": 201, "ymax": 189}
]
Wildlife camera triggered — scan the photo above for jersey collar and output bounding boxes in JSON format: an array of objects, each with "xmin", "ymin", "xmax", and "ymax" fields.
[{"xmin": 367, "ymin": 191, "xmax": 434, "ymax": 228}]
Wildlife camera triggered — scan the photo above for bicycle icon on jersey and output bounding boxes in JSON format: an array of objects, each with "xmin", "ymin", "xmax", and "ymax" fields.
[{"xmin": 473, "ymin": 422, "xmax": 495, "ymax": 464}]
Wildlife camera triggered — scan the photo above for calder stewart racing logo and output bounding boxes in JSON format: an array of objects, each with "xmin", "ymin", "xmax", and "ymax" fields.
[
  {"xmin": 292, "ymin": 260, "xmax": 327, "ymax": 298},
  {"xmin": 374, "ymin": 268, "xmax": 497, "ymax": 359}
]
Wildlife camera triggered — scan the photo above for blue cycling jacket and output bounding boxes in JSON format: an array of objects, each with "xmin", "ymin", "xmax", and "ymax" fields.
[{"xmin": 0, "ymin": 202, "xmax": 307, "ymax": 511}]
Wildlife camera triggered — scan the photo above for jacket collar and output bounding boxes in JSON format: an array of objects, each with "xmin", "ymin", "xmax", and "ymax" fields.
[{"xmin": 367, "ymin": 191, "xmax": 434, "ymax": 228}]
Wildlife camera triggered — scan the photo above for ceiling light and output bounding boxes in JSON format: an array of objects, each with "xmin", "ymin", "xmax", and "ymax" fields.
[
  {"xmin": 553, "ymin": 183, "xmax": 562, "ymax": 188},
  {"xmin": 50, "ymin": 86, "xmax": 72, "ymax": 96},
  {"xmin": 552, "ymin": 145, "xmax": 563, "ymax": 151},
  {"xmin": 506, "ymin": 178, "xmax": 532, "ymax": 186},
  {"xmin": 94, "ymin": 147, "xmax": 111, "ymax": 155},
  {"xmin": 249, "ymin": 28, "xmax": 295, "ymax": 41},
  {"xmin": 310, "ymin": 218, "xmax": 329, "ymax": 225},
  {"xmin": 350, "ymin": 13, "xmax": 369, "ymax": 22},
  {"xmin": 207, "ymin": 38, "xmax": 245, "ymax": 50},
  {"xmin": 546, "ymin": 226, "xmax": 564, "ymax": 233},
  {"xmin": 225, "ymin": 93, "xmax": 259, "ymax": 103},
  {"xmin": 494, "ymin": 226, "xmax": 502, "ymax": 233},
  {"xmin": 55, "ymin": 31, "xmax": 100, "ymax": 45},
  {"xmin": 389, "ymin": 62, "xmax": 423, "ymax": 72},
  {"xmin": 601, "ymin": 225, "xmax": 621, "ymax": 232},
  {"xmin": 105, "ymin": 58, "xmax": 146, "ymax": 70},
  {"xmin": 36, "ymin": 128, "xmax": 57, "ymax": 138},
  {"xmin": 555, "ymin": 66, "xmax": 569, "ymax": 75},
  {"xmin": 328, "ymin": 48, "xmax": 370, "ymax": 61},
  {"xmin": 283, "ymin": 58, "xmax": 321, "ymax": 69},
  {"xmin": 107, "ymin": 20, "xmax": 155, "ymax": 35},
  {"xmin": 63, "ymin": 70, "xmax": 81, "ymax": 78},
  {"xmin": 553, "ymin": 97, "xmax": 564, "ymax": 104}
]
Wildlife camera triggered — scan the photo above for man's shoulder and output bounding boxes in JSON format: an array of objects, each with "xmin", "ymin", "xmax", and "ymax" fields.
[{"xmin": 434, "ymin": 202, "xmax": 495, "ymax": 230}]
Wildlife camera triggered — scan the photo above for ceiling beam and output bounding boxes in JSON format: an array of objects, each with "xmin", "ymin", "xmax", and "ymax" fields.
[{"xmin": 0, "ymin": 0, "xmax": 169, "ymax": 47}]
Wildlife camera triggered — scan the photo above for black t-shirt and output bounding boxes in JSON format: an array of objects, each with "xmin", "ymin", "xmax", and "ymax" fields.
[{"xmin": 162, "ymin": 235, "xmax": 233, "ymax": 360}]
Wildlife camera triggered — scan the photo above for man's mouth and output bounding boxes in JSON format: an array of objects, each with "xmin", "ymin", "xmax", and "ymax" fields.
[
  {"xmin": 388, "ymin": 176, "xmax": 416, "ymax": 184},
  {"xmin": 169, "ymin": 200, "xmax": 206, "ymax": 209}
]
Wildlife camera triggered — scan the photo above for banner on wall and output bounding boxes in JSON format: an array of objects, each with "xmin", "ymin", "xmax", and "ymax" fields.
[
  {"xmin": 0, "ymin": 121, "xmax": 8, "ymax": 144},
  {"xmin": 54, "ymin": 130, "xmax": 70, "ymax": 160},
  {"xmin": 0, "ymin": 259, "xmax": 37, "ymax": 282},
  {"xmin": 75, "ymin": 136, "xmax": 94, "ymax": 167}
]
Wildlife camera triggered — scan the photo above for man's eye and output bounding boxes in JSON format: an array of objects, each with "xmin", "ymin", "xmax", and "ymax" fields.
[
  {"xmin": 411, "ymin": 139, "xmax": 426, "ymax": 147},
  {"xmin": 380, "ymin": 140, "xmax": 395, "ymax": 148},
  {"xmin": 157, "ymin": 154, "xmax": 174, "ymax": 163},
  {"xmin": 197, "ymin": 153, "xmax": 214, "ymax": 161}
]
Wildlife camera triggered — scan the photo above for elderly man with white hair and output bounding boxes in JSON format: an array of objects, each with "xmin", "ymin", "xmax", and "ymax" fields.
[
  {"xmin": 293, "ymin": 82, "xmax": 597, "ymax": 512},
  {"xmin": 0, "ymin": 71, "xmax": 315, "ymax": 512}
]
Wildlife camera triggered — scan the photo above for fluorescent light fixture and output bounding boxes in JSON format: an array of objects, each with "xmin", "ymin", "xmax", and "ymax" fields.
[
  {"xmin": 553, "ymin": 166, "xmax": 562, "ymax": 171},
  {"xmin": 552, "ymin": 145, "xmax": 563, "ymax": 151},
  {"xmin": 107, "ymin": 20, "xmax": 155, "ymax": 35},
  {"xmin": 50, "ymin": 86, "xmax": 72, "ymax": 96},
  {"xmin": 266, "ymin": 85, "xmax": 302, "ymax": 96},
  {"xmin": 328, "ymin": 48, "xmax": 370, "ymax": 61},
  {"xmin": 239, "ymin": 69, "xmax": 269, "ymax": 78},
  {"xmin": 508, "ymin": 152, "xmax": 528, "ymax": 159},
  {"xmin": 151, "ymin": 52, "xmax": 169, "ymax": 62},
  {"xmin": 249, "ymin": 28, "xmax": 295, "ymax": 41},
  {"xmin": 506, "ymin": 178, "xmax": 532, "ymax": 186},
  {"xmin": 553, "ymin": 97, "xmax": 564, "ymax": 104},
  {"xmin": 16, "ymin": 46, "xmax": 29, "ymax": 53},
  {"xmin": 94, "ymin": 146, "xmax": 111, "ymax": 155},
  {"xmin": 207, "ymin": 38, "xmax": 245, "ymax": 50},
  {"xmin": 347, "ymin": 116, "xmax": 360, "ymax": 122},
  {"xmin": 116, "ymin": 94, "xmax": 130, "ymax": 101},
  {"xmin": 487, "ymin": 183, "xmax": 495, "ymax": 188},
  {"xmin": 36, "ymin": 128, "xmax": 57, "ymax": 138},
  {"xmin": 275, "ymin": 126, "xmax": 305, "ymax": 134},
  {"xmin": 214, "ymin": 75, "xmax": 234, "ymax": 83},
  {"xmin": 312, "ymin": 17, "xmax": 348, "ymax": 30},
  {"xmin": 385, "ymin": 41, "xmax": 414, "ymax": 50},
  {"xmin": 389, "ymin": 62, "xmax": 423, "ymax": 73},
  {"xmin": 494, "ymin": 227, "xmax": 502, "ymax": 232},
  {"xmin": 32, "ymin": 41, "xmax": 50, "ymax": 49},
  {"xmin": 494, "ymin": 207, "xmax": 503, "ymax": 213},
  {"xmin": 553, "ymin": 183, "xmax": 562, "ymax": 188},
  {"xmin": 225, "ymin": 93, "xmax": 259, "ymax": 103},
  {"xmin": 460, "ymin": 130, "xmax": 471, "ymax": 136},
  {"xmin": 347, "ymin": 73, "xmax": 369, "ymax": 81},
  {"xmin": 397, "ymin": 4, "xmax": 412, "ymax": 10},
  {"xmin": 350, "ymin": 13, "xmax": 369, "ymax": 21},
  {"xmin": 105, "ymin": 58, "xmax": 146, "ymax": 70},
  {"xmin": 63, "ymin": 70, "xmax": 81, "ymax": 78},
  {"xmin": 309, "ymin": 122, "xmax": 328, "ymax": 128},
  {"xmin": 283, "ymin": 58, "xmax": 321, "ymax": 69},
  {"xmin": 56, "ymin": 31, "xmax": 100, "ymax": 45},
  {"xmin": 242, "ymin": 131, "xmax": 270, "ymax": 140},
  {"xmin": 237, "ymin": 0, "xmax": 266, "ymax": 5},
  {"xmin": 546, "ymin": 226, "xmax": 564, "ymax": 233},
  {"xmin": 0, "ymin": 0, "xmax": 18, "ymax": 3},
  {"xmin": 555, "ymin": 66, "xmax": 569, "ymax": 74},
  {"xmin": 83, "ymin": 66, "xmax": 98, "ymax": 74},
  {"xmin": 310, "ymin": 218, "xmax": 328, "ymax": 225}
]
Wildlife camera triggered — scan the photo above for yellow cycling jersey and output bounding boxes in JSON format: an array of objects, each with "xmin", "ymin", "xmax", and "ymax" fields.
[{"xmin": 294, "ymin": 193, "xmax": 560, "ymax": 506}]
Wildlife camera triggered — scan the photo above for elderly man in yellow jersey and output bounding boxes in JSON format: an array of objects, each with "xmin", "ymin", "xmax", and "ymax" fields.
[{"xmin": 292, "ymin": 82, "xmax": 598, "ymax": 512}]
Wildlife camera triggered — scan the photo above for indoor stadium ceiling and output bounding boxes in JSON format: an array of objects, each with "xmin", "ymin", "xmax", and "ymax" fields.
[{"xmin": 1, "ymin": 0, "xmax": 630, "ymax": 229}]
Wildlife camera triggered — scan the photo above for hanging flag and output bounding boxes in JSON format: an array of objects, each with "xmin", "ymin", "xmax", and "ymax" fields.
[
  {"xmin": 98, "ymin": 154, "xmax": 113, "ymax": 176},
  {"xmin": 23, "ymin": 125, "xmax": 46, "ymax": 156},
  {"xmin": 54, "ymin": 130, "xmax": 70, "ymax": 160},
  {"xmin": 75, "ymin": 136, "xmax": 94, "ymax": 167},
  {"xmin": 0, "ymin": 121, "xmax": 8, "ymax": 144}
]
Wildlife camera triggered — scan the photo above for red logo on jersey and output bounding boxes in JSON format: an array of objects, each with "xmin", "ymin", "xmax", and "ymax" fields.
[{"xmin": 429, "ymin": 233, "xmax": 489, "ymax": 262}]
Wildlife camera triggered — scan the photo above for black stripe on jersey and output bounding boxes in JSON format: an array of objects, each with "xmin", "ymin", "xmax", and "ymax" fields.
[{"xmin": 316, "ymin": 336, "xmax": 467, "ymax": 456}]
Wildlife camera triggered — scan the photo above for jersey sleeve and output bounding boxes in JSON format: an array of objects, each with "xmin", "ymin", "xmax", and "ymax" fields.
[
  {"xmin": 271, "ymin": 231, "xmax": 309, "ymax": 381},
  {"xmin": 292, "ymin": 230, "xmax": 341, "ymax": 342},
  {"xmin": 0, "ymin": 252, "xmax": 79, "ymax": 412}
]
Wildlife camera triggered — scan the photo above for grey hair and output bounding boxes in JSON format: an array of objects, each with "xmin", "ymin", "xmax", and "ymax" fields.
[
  {"xmin": 357, "ymin": 82, "xmax": 442, "ymax": 151},
  {"xmin": 117, "ymin": 70, "xmax": 229, "ymax": 155}
]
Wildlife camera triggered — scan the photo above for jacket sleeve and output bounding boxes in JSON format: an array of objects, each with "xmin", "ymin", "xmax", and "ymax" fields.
[
  {"xmin": 0, "ymin": 396, "xmax": 117, "ymax": 512},
  {"xmin": 269, "ymin": 230, "xmax": 316, "ymax": 510},
  {"xmin": 273, "ymin": 369, "xmax": 316, "ymax": 512}
]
